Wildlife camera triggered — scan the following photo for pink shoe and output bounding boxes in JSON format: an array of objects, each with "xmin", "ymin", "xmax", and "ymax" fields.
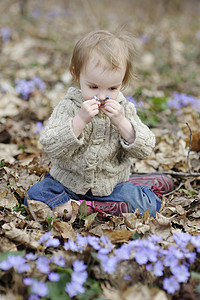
[
  {"xmin": 79, "ymin": 200, "xmax": 132, "ymax": 217},
  {"xmin": 128, "ymin": 173, "xmax": 173, "ymax": 194}
]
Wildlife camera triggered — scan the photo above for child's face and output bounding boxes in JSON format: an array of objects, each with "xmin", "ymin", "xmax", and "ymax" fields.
[{"xmin": 79, "ymin": 54, "xmax": 126, "ymax": 102}]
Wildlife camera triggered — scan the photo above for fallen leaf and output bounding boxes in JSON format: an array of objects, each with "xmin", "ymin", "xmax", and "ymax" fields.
[
  {"xmin": 53, "ymin": 220, "xmax": 76, "ymax": 240},
  {"xmin": 2, "ymin": 223, "xmax": 42, "ymax": 250},
  {"xmin": 26, "ymin": 199, "xmax": 53, "ymax": 221},
  {"xmin": 104, "ymin": 229, "xmax": 133, "ymax": 243}
]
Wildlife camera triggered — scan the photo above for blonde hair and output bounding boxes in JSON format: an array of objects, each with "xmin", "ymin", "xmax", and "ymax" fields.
[{"xmin": 70, "ymin": 29, "xmax": 136, "ymax": 86}]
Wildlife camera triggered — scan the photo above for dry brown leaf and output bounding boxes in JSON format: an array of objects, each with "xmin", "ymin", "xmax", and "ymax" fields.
[
  {"xmin": 176, "ymin": 204, "xmax": 186, "ymax": 215},
  {"xmin": 169, "ymin": 196, "xmax": 194, "ymax": 207},
  {"xmin": 149, "ymin": 218, "xmax": 172, "ymax": 240},
  {"xmin": 123, "ymin": 213, "xmax": 138, "ymax": 229},
  {"xmin": 0, "ymin": 236, "xmax": 18, "ymax": 252},
  {"xmin": 121, "ymin": 284, "xmax": 168, "ymax": 300},
  {"xmin": 186, "ymin": 131, "xmax": 200, "ymax": 152},
  {"xmin": 69, "ymin": 200, "xmax": 80, "ymax": 224},
  {"xmin": 0, "ymin": 190, "xmax": 18, "ymax": 209},
  {"xmin": 88, "ymin": 223, "xmax": 113, "ymax": 237},
  {"xmin": 2, "ymin": 223, "xmax": 42, "ymax": 250},
  {"xmin": 104, "ymin": 229, "xmax": 133, "ymax": 243},
  {"xmin": 53, "ymin": 220, "xmax": 76, "ymax": 240},
  {"xmin": 155, "ymin": 212, "xmax": 175, "ymax": 226},
  {"xmin": 26, "ymin": 199, "xmax": 53, "ymax": 221}
]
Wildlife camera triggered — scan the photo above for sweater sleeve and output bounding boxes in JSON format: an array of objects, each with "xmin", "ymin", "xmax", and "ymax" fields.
[
  {"xmin": 39, "ymin": 99, "xmax": 84, "ymax": 160},
  {"xmin": 119, "ymin": 101, "xmax": 155, "ymax": 159}
]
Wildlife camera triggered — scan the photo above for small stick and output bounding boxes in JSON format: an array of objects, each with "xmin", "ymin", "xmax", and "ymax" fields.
[{"xmin": 186, "ymin": 122, "xmax": 192, "ymax": 174}]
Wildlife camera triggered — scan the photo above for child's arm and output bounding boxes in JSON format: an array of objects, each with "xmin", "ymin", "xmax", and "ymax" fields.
[
  {"xmin": 101, "ymin": 98, "xmax": 155, "ymax": 159},
  {"xmin": 100, "ymin": 99, "xmax": 135, "ymax": 144}
]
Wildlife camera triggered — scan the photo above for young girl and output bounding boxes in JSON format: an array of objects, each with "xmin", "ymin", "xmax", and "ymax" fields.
[{"xmin": 25, "ymin": 30, "xmax": 173, "ymax": 219}]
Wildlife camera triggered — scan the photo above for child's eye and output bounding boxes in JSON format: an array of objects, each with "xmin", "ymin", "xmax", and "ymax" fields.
[
  {"xmin": 109, "ymin": 87, "xmax": 117, "ymax": 90},
  {"xmin": 89, "ymin": 85, "xmax": 98, "ymax": 89}
]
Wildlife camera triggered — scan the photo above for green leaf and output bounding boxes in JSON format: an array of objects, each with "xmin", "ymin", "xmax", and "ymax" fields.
[
  {"xmin": 191, "ymin": 271, "xmax": 200, "ymax": 281},
  {"xmin": 179, "ymin": 189, "xmax": 195, "ymax": 196},
  {"xmin": 77, "ymin": 279, "xmax": 103, "ymax": 300},
  {"xmin": 79, "ymin": 200, "xmax": 88, "ymax": 219},
  {"xmin": 132, "ymin": 232, "xmax": 143, "ymax": 240},
  {"xmin": 46, "ymin": 273, "xmax": 71, "ymax": 300},
  {"xmin": 84, "ymin": 212, "xmax": 98, "ymax": 220}
]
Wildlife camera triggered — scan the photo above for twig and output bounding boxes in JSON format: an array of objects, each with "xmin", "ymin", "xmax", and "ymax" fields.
[
  {"xmin": 186, "ymin": 122, "xmax": 192, "ymax": 174},
  {"xmin": 164, "ymin": 182, "xmax": 184, "ymax": 197}
]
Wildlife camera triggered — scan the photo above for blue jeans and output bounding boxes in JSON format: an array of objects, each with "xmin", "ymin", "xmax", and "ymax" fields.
[{"xmin": 24, "ymin": 174, "xmax": 162, "ymax": 217}]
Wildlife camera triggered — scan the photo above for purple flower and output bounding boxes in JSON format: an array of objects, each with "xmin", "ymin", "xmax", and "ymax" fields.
[
  {"xmin": 114, "ymin": 244, "xmax": 132, "ymax": 260},
  {"xmin": 35, "ymin": 122, "xmax": 44, "ymax": 134},
  {"xmin": 65, "ymin": 281, "xmax": 85, "ymax": 297},
  {"xmin": 99, "ymin": 235, "xmax": 113, "ymax": 255},
  {"xmin": 31, "ymin": 281, "xmax": 48, "ymax": 297},
  {"xmin": 173, "ymin": 232, "xmax": 191, "ymax": 248},
  {"xmin": 87, "ymin": 235, "xmax": 101, "ymax": 250},
  {"xmin": 135, "ymin": 249, "xmax": 149, "ymax": 265},
  {"xmin": 153, "ymin": 260, "xmax": 164, "ymax": 277},
  {"xmin": 163, "ymin": 276, "xmax": 180, "ymax": 294},
  {"xmin": 36, "ymin": 257, "xmax": 50, "ymax": 274},
  {"xmin": 126, "ymin": 96, "xmax": 137, "ymax": 105},
  {"xmin": 148, "ymin": 234, "xmax": 162, "ymax": 243},
  {"xmin": 15, "ymin": 77, "xmax": 46, "ymax": 100},
  {"xmin": 124, "ymin": 275, "xmax": 131, "ymax": 281},
  {"xmin": 1, "ymin": 27, "xmax": 10, "ymax": 42},
  {"xmin": 163, "ymin": 250, "xmax": 179, "ymax": 268},
  {"xmin": 51, "ymin": 255, "xmax": 65, "ymax": 267},
  {"xmin": 2, "ymin": 255, "xmax": 30, "ymax": 273},
  {"xmin": 25, "ymin": 253, "xmax": 38, "ymax": 261},
  {"xmin": 171, "ymin": 264, "xmax": 190, "ymax": 283},
  {"xmin": 100, "ymin": 255, "xmax": 119, "ymax": 274},
  {"xmin": 1, "ymin": 87, "xmax": 7, "ymax": 93},
  {"xmin": 73, "ymin": 260, "xmax": 87, "ymax": 273},
  {"xmin": 126, "ymin": 96, "xmax": 143, "ymax": 107},
  {"xmin": 63, "ymin": 239, "xmax": 79, "ymax": 252},
  {"xmin": 32, "ymin": 76, "xmax": 46, "ymax": 90},
  {"xmin": 24, "ymin": 277, "xmax": 34, "ymax": 286},
  {"xmin": 45, "ymin": 238, "xmax": 60, "ymax": 248},
  {"xmin": 146, "ymin": 263, "xmax": 153, "ymax": 272},
  {"xmin": 15, "ymin": 79, "xmax": 35, "ymax": 99},
  {"xmin": 48, "ymin": 272, "xmax": 60, "ymax": 282},
  {"xmin": 71, "ymin": 271, "xmax": 88, "ymax": 285},
  {"xmin": 0, "ymin": 259, "xmax": 12, "ymax": 271},
  {"xmin": 76, "ymin": 234, "xmax": 88, "ymax": 250},
  {"xmin": 38, "ymin": 231, "xmax": 51, "ymax": 243}
]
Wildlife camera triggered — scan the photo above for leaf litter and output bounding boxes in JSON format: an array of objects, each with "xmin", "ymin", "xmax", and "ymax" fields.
[{"xmin": 0, "ymin": 1, "xmax": 200, "ymax": 299}]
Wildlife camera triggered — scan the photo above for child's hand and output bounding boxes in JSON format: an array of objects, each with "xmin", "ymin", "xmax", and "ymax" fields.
[
  {"xmin": 100, "ymin": 99, "xmax": 126, "ymax": 127},
  {"xmin": 78, "ymin": 99, "xmax": 99, "ymax": 125}
]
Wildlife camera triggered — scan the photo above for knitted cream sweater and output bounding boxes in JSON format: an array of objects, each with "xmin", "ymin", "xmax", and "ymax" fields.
[{"xmin": 40, "ymin": 87, "xmax": 155, "ymax": 196}]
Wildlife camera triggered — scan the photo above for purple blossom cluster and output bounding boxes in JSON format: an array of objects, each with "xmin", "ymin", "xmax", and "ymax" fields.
[
  {"xmin": 1, "ymin": 27, "xmax": 10, "ymax": 42},
  {"xmin": 126, "ymin": 96, "xmax": 144, "ymax": 107},
  {"xmin": 168, "ymin": 91, "xmax": 200, "ymax": 112},
  {"xmin": 1, "ymin": 231, "xmax": 200, "ymax": 297},
  {"xmin": 65, "ymin": 260, "xmax": 88, "ymax": 297},
  {"xmin": 15, "ymin": 76, "xmax": 46, "ymax": 100},
  {"xmin": 63, "ymin": 232, "xmax": 200, "ymax": 294}
]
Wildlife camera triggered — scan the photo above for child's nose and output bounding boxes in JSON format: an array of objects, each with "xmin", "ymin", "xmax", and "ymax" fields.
[{"xmin": 97, "ymin": 92, "xmax": 106, "ymax": 100}]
